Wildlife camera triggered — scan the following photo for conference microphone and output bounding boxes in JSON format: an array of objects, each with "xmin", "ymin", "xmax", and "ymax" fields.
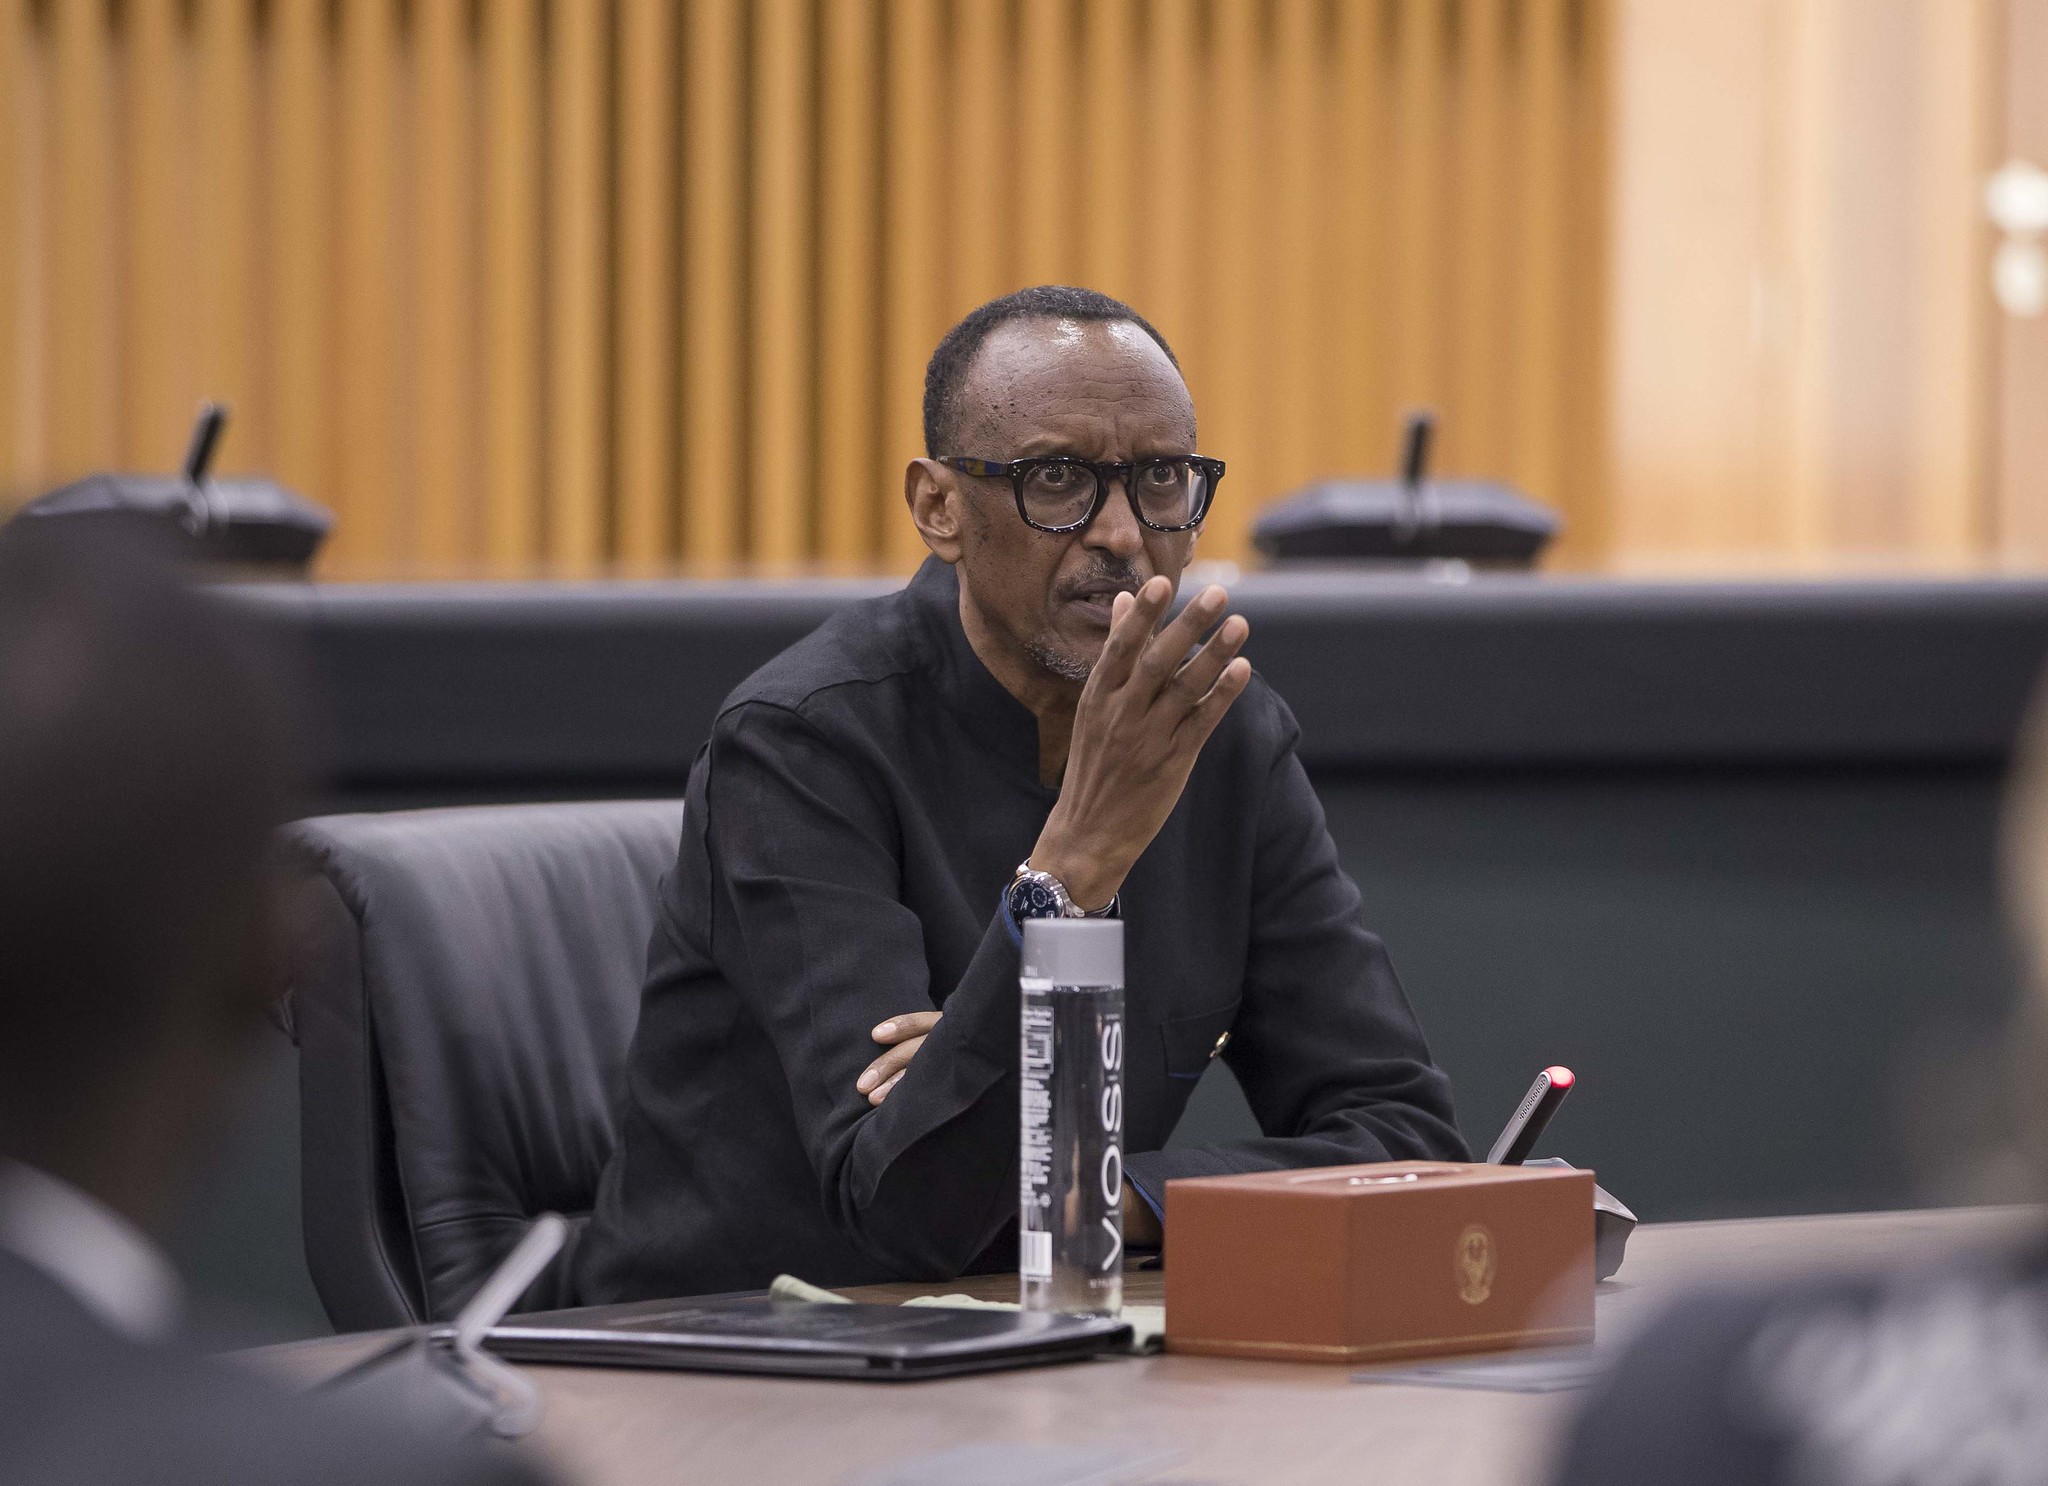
[
  {"xmin": 1251, "ymin": 409, "xmax": 1561, "ymax": 567},
  {"xmin": 1484, "ymin": 1067, "xmax": 1640, "ymax": 1280},
  {"xmin": 1486, "ymin": 1065, "xmax": 1575, "ymax": 1166},
  {"xmin": 11, "ymin": 402, "xmax": 333, "ymax": 569}
]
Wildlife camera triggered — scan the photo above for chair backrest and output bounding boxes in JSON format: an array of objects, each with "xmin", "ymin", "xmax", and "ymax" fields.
[{"xmin": 286, "ymin": 800, "xmax": 683, "ymax": 1331}]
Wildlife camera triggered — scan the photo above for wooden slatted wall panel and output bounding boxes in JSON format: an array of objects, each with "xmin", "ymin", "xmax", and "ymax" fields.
[{"xmin": 0, "ymin": 0, "xmax": 1611, "ymax": 575}]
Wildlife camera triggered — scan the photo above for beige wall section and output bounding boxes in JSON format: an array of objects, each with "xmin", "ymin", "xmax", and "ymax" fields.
[
  {"xmin": 1996, "ymin": 0, "xmax": 2048, "ymax": 562},
  {"xmin": 1606, "ymin": 0, "xmax": 2006, "ymax": 571}
]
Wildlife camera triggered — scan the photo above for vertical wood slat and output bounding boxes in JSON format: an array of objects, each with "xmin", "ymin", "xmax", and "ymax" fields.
[
  {"xmin": 482, "ymin": 0, "xmax": 542, "ymax": 567},
  {"xmin": 1389, "ymin": 0, "xmax": 1446, "ymax": 418},
  {"xmin": 50, "ymin": 0, "xmax": 116, "ymax": 478},
  {"xmin": 749, "ymin": 0, "xmax": 813, "ymax": 566},
  {"xmin": 1080, "ymin": 0, "xmax": 1134, "ymax": 299},
  {"xmin": 0, "ymin": 0, "xmax": 18, "ymax": 492},
  {"xmin": 1015, "ymin": 0, "xmax": 1068, "ymax": 286},
  {"xmin": 548, "ymin": 0, "xmax": 610, "ymax": 569},
  {"xmin": 1558, "ymin": 0, "xmax": 1613, "ymax": 565},
  {"xmin": 10, "ymin": 0, "xmax": 39, "ymax": 484},
  {"xmin": 615, "ymin": 0, "xmax": 678, "ymax": 566},
  {"xmin": 269, "ymin": 0, "xmax": 330, "ymax": 511},
  {"xmin": 1268, "ymin": 0, "xmax": 1321, "ymax": 500},
  {"xmin": 818, "ymin": 0, "xmax": 881, "ymax": 567},
  {"xmin": 122, "ymin": 0, "xmax": 182, "ymax": 471},
  {"xmin": 197, "ymin": 0, "xmax": 256, "ymax": 470},
  {"xmin": 334, "ymin": 0, "xmax": 397, "ymax": 564},
  {"xmin": 1204, "ymin": 0, "xmax": 1264, "ymax": 559},
  {"xmin": 1329, "ymin": 0, "xmax": 1389, "ymax": 476},
  {"xmin": 414, "ymin": 0, "xmax": 475, "ymax": 567},
  {"xmin": 1510, "ymin": 0, "xmax": 1571, "ymax": 518},
  {"xmin": 681, "ymin": 0, "xmax": 744, "ymax": 566},
  {"xmin": 881, "ymin": 0, "xmax": 942, "ymax": 567},
  {"xmin": 1451, "ymin": 0, "xmax": 1510, "ymax": 480},
  {"xmin": 950, "ymin": 0, "xmax": 1010, "ymax": 311},
  {"xmin": 1138, "ymin": 0, "xmax": 1200, "ymax": 389}
]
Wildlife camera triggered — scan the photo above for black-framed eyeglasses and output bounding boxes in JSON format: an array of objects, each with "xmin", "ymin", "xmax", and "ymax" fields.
[{"xmin": 940, "ymin": 454, "xmax": 1225, "ymax": 534}]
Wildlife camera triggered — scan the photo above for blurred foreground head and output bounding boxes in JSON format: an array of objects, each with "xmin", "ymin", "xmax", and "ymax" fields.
[{"xmin": 0, "ymin": 521, "xmax": 302, "ymax": 1233}]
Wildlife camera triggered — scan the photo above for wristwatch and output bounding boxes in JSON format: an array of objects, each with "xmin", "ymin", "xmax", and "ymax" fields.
[{"xmin": 1006, "ymin": 861, "xmax": 1119, "ymax": 924}]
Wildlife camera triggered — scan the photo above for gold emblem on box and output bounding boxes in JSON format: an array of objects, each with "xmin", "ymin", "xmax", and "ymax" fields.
[{"xmin": 1455, "ymin": 1224, "xmax": 1496, "ymax": 1305}]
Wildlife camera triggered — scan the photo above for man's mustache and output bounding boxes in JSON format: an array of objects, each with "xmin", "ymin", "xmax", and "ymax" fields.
[{"xmin": 1058, "ymin": 561, "xmax": 1145, "ymax": 602}]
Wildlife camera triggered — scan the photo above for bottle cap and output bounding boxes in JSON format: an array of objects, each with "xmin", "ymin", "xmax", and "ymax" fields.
[{"xmin": 1021, "ymin": 917, "xmax": 1124, "ymax": 987}]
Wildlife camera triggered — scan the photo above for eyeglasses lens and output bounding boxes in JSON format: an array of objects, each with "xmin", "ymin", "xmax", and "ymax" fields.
[
  {"xmin": 1018, "ymin": 459, "xmax": 1208, "ymax": 530},
  {"xmin": 1132, "ymin": 459, "xmax": 1204, "ymax": 528},
  {"xmin": 1020, "ymin": 463, "xmax": 1098, "ymax": 528}
]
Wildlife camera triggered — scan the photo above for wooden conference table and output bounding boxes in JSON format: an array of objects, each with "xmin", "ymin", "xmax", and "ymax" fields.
[{"xmin": 251, "ymin": 1207, "xmax": 2040, "ymax": 1486}]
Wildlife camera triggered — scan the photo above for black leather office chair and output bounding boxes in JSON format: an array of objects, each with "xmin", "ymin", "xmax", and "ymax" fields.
[{"xmin": 285, "ymin": 800, "xmax": 684, "ymax": 1331}]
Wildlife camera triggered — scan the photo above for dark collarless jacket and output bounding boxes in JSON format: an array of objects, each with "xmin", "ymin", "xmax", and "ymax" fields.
[{"xmin": 575, "ymin": 557, "xmax": 1464, "ymax": 1301}]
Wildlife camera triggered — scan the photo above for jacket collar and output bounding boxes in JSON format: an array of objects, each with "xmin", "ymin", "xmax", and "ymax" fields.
[{"xmin": 903, "ymin": 556, "xmax": 1054, "ymax": 792}]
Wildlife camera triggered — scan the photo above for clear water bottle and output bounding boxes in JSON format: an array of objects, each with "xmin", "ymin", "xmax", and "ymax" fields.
[{"xmin": 1018, "ymin": 917, "xmax": 1125, "ymax": 1317}]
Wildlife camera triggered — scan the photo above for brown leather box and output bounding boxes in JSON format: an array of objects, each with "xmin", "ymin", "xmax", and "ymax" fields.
[{"xmin": 1163, "ymin": 1161, "xmax": 1596, "ymax": 1364}]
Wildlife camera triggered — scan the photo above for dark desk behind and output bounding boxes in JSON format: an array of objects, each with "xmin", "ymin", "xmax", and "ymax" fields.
[
  {"xmin": 195, "ymin": 571, "xmax": 2048, "ymax": 1335},
  {"xmin": 238, "ymin": 569, "xmax": 2048, "ymax": 788}
]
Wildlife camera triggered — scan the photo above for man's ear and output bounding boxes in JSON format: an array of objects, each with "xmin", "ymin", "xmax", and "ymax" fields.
[{"xmin": 905, "ymin": 459, "xmax": 965, "ymax": 564}]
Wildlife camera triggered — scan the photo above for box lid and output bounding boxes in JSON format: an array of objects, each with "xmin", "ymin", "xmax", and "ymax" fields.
[{"xmin": 1165, "ymin": 1160, "xmax": 1589, "ymax": 1200}]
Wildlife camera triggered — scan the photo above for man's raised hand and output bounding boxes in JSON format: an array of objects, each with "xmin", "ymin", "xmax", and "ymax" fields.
[{"xmin": 1030, "ymin": 577, "xmax": 1251, "ymax": 911}]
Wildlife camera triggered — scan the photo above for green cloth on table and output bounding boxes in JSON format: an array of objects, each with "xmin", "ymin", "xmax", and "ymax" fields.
[{"xmin": 767, "ymin": 1273, "xmax": 1164, "ymax": 1354}]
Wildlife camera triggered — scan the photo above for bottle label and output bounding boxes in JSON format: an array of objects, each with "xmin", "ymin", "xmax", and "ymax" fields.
[
  {"xmin": 1020, "ymin": 989, "xmax": 1055, "ymax": 1279},
  {"xmin": 1020, "ymin": 1229, "xmax": 1052, "ymax": 1281},
  {"xmin": 1018, "ymin": 979, "xmax": 1124, "ymax": 1305}
]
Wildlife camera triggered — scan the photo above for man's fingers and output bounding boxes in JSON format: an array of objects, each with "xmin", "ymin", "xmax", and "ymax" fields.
[
  {"xmin": 870, "ymin": 1010, "xmax": 941, "ymax": 1045},
  {"xmin": 860, "ymin": 1010, "xmax": 939, "ymax": 1099},
  {"xmin": 857, "ymin": 1033, "xmax": 929, "ymax": 1095},
  {"xmin": 1175, "ymin": 655, "xmax": 1253, "ymax": 751},
  {"xmin": 1132, "ymin": 584, "xmax": 1229, "ymax": 697},
  {"xmin": 1089, "ymin": 576, "xmax": 1173, "ymax": 691},
  {"xmin": 1166, "ymin": 613, "xmax": 1249, "ymax": 706}
]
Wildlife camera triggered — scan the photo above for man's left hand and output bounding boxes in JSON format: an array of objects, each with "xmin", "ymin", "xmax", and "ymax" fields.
[
  {"xmin": 859, "ymin": 1011, "xmax": 941, "ymax": 1105},
  {"xmin": 865, "ymin": 1010, "xmax": 1165, "ymax": 1247}
]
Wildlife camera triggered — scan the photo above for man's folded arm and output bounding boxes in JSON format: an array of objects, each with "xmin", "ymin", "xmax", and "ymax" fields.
[
  {"xmin": 1125, "ymin": 745, "xmax": 1467, "ymax": 1204},
  {"xmin": 707, "ymin": 701, "xmax": 1020, "ymax": 1277}
]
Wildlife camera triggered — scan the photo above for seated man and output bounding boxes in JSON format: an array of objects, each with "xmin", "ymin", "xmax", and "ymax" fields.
[
  {"xmin": 0, "ymin": 522, "xmax": 547, "ymax": 1484},
  {"xmin": 576, "ymin": 285, "xmax": 1465, "ymax": 1301}
]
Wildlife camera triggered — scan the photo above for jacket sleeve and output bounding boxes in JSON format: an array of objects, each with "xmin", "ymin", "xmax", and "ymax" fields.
[
  {"xmin": 1124, "ymin": 724, "xmax": 1468, "ymax": 1205},
  {"xmin": 700, "ymin": 700, "xmax": 1020, "ymax": 1278}
]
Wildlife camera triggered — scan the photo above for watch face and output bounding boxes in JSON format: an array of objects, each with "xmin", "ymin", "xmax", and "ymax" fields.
[{"xmin": 1007, "ymin": 873, "xmax": 1065, "ymax": 921}]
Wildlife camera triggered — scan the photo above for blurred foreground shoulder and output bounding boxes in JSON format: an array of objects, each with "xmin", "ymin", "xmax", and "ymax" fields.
[
  {"xmin": 1554, "ymin": 1249, "xmax": 2048, "ymax": 1486},
  {"xmin": 1, "ymin": 1346, "xmax": 556, "ymax": 1486},
  {"xmin": 1549, "ymin": 1291, "xmax": 1783, "ymax": 1486},
  {"xmin": 0, "ymin": 1261, "xmax": 553, "ymax": 1486}
]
